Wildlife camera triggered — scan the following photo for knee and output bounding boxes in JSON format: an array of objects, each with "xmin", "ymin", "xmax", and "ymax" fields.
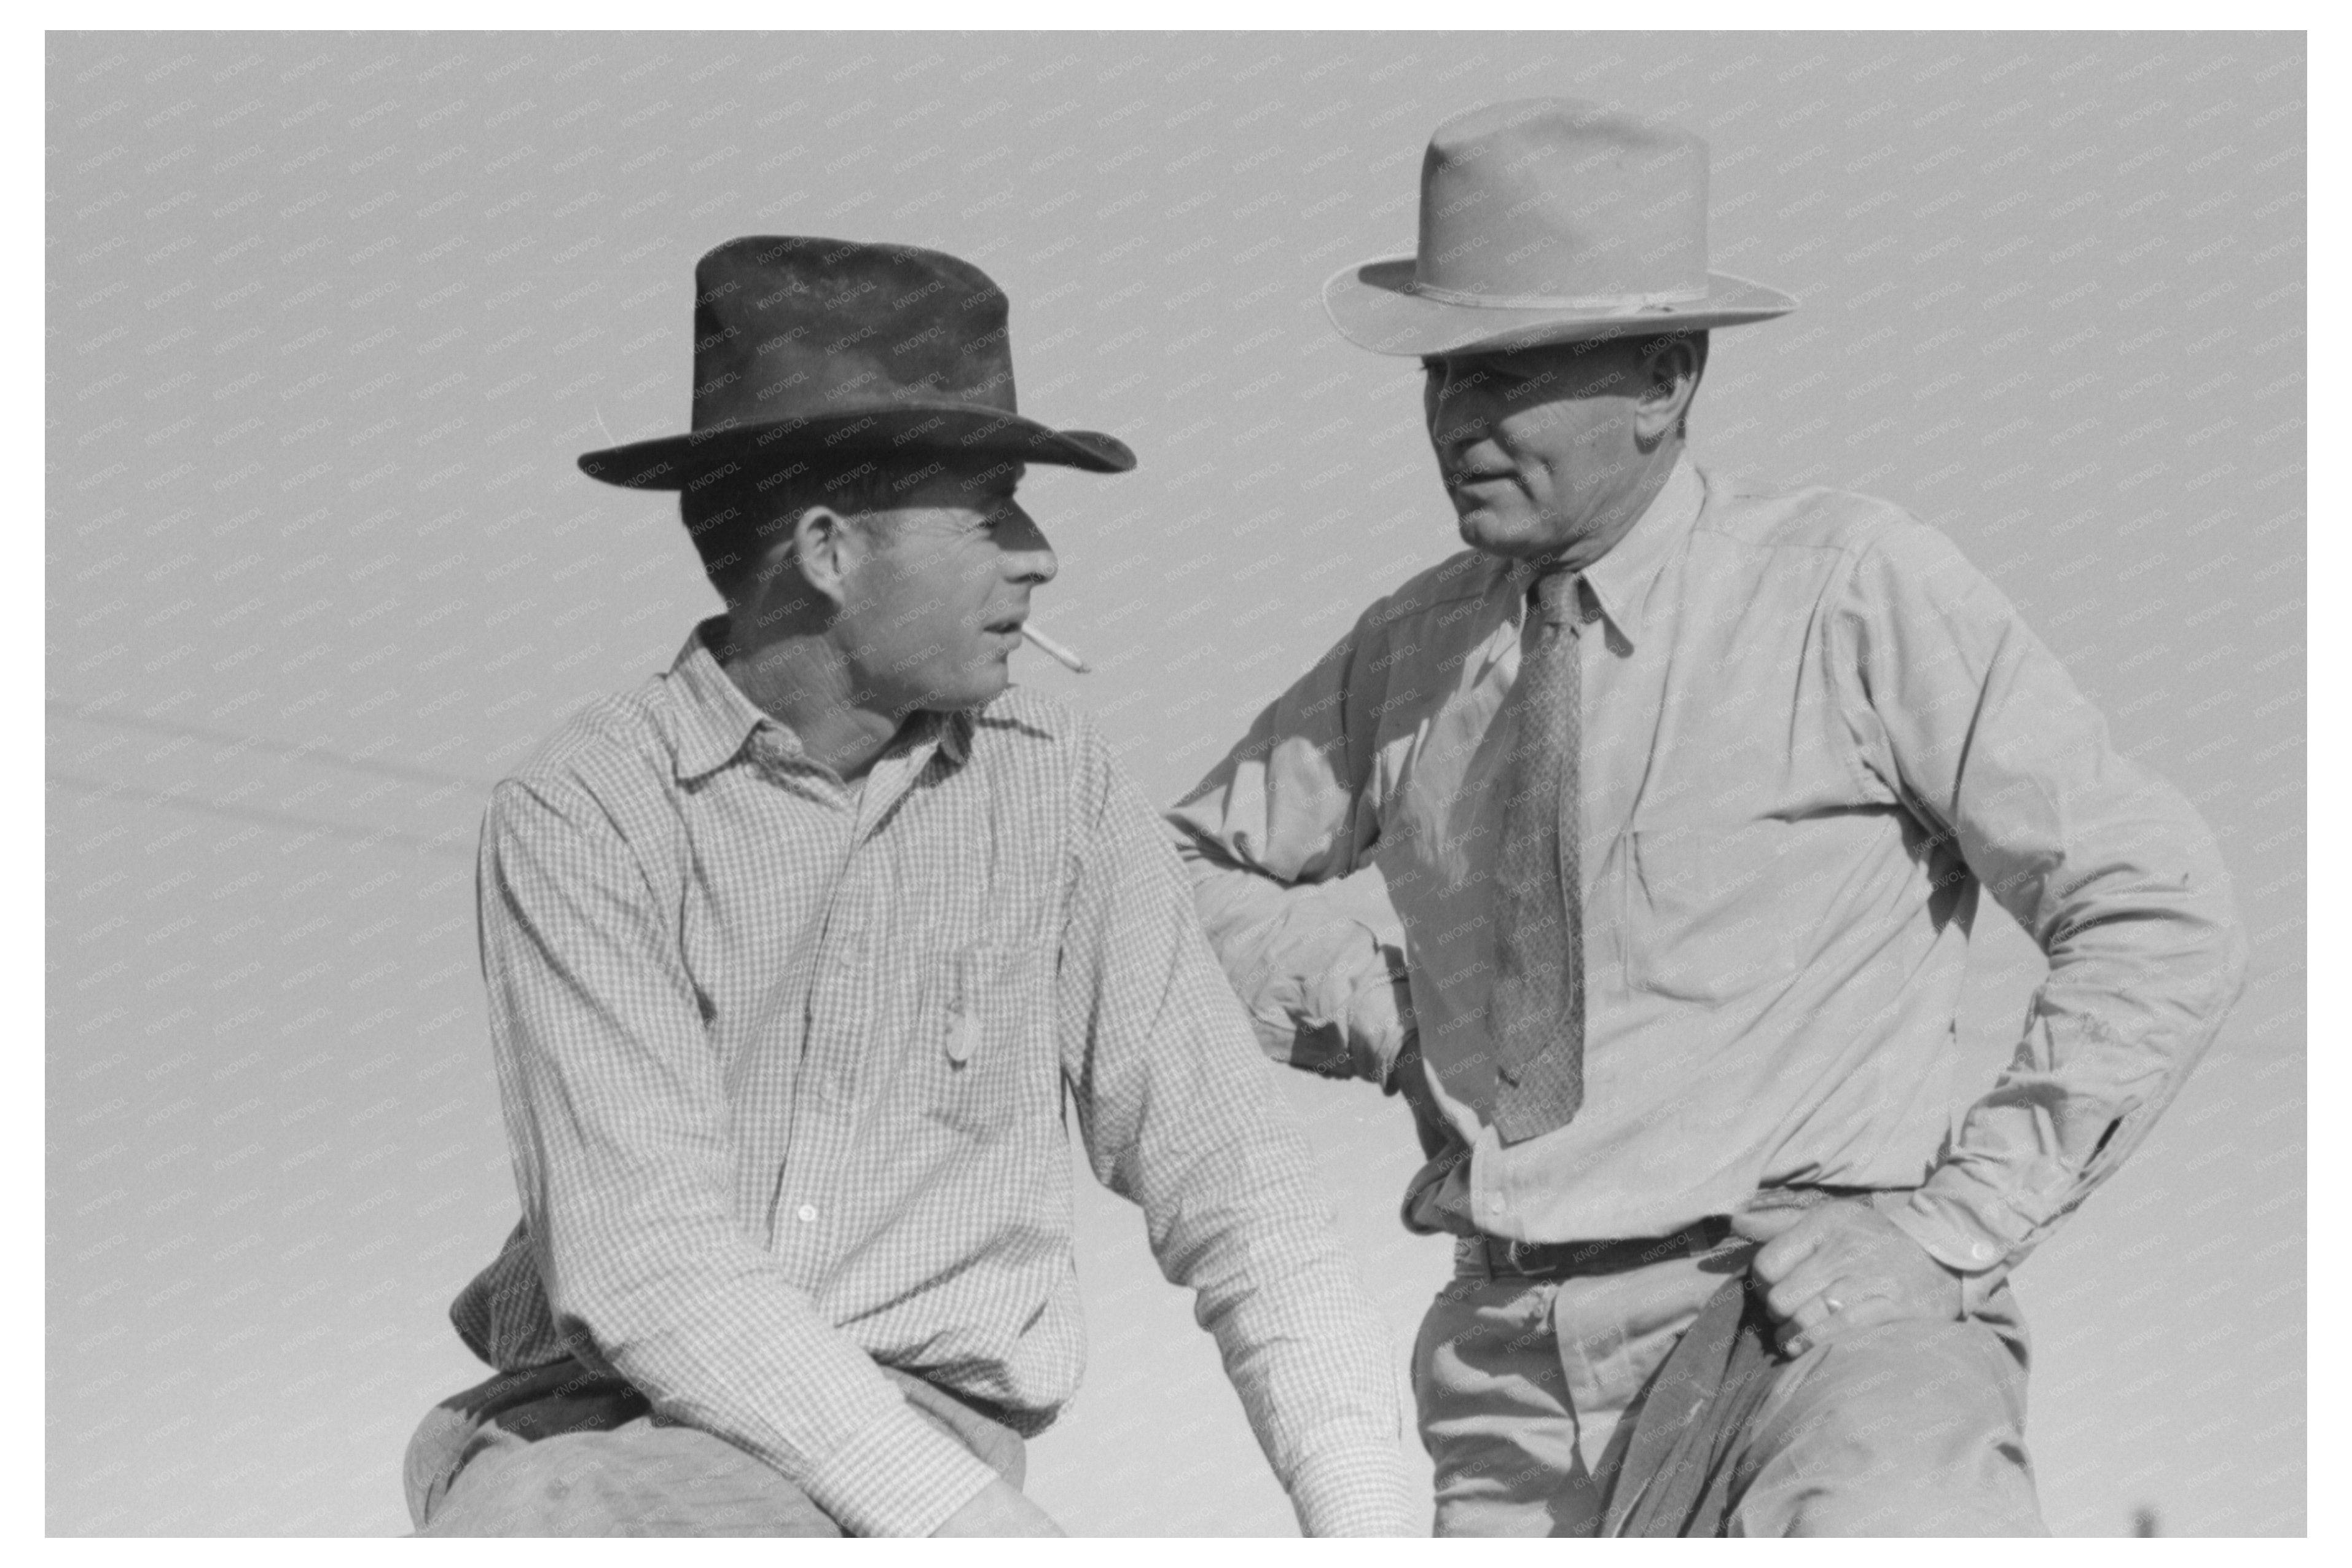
[
  {"xmin": 1733, "ymin": 1320, "xmax": 2044, "ymax": 1537},
  {"xmin": 1773, "ymin": 1473, "xmax": 2047, "ymax": 1538},
  {"xmin": 421, "ymin": 1435, "xmax": 630, "ymax": 1537},
  {"xmin": 1769, "ymin": 1432, "xmax": 2048, "ymax": 1539},
  {"xmin": 1798, "ymin": 1317, "xmax": 2025, "ymax": 1433}
]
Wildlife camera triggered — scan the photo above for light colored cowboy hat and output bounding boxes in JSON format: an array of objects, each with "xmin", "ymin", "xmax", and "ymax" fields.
[{"xmin": 1324, "ymin": 98, "xmax": 1797, "ymax": 359}]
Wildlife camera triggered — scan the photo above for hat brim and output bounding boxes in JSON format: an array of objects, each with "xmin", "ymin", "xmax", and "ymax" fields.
[
  {"xmin": 577, "ymin": 403, "xmax": 1135, "ymax": 490},
  {"xmin": 1323, "ymin": 256, "xmax": 1798, "ymax": 358}
]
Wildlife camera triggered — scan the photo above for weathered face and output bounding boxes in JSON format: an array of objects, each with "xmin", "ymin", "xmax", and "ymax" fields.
[
  {"xmin": 834, "ymin": 461, "xmax": 1054, "ymax": 713},
  {"xmin": 1421, "ymin": 335, "xmax": 1656, "ymax": 562}
]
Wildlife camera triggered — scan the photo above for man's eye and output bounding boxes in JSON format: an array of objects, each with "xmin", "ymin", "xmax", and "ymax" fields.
[{"xmin": 1426, "ymin": 361, "xmax": 1499, "ymax": 392}]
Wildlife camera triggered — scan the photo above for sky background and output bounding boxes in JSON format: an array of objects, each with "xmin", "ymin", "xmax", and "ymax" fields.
[{"xmin": 47, "ymin": 30, "xmax": 2303, "ymax": 1536}]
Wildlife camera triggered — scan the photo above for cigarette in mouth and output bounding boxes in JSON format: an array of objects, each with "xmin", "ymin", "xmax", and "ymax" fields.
[{"xmin": 1020, "ymin": 622, "xmax": 1091, "ymax": 675}]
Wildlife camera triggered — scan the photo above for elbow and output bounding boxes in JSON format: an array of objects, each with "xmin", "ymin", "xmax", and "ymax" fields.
[
  {"xmin": 2214, "ymin": 912, "xmax": 2251, "ymax": 1016},
  {"xmin": 2153, "ymin": 883, "xmax": 2251, "ymax": 1038},
  {"xmin": 535, "ymin": 1228, "xmax": 697, "ymax": 1372},
  {"xmin": 539, "ymin": 1263, "xmax": 638, "ymax": 1370},
  {"xmin": 2168, "ymin": 891, "xmax": 2251, "ymax": 1022},
  {"xmin": 2220, "ymin": 904, "xmax": 2251, "ymax": 988},
  {"xmin": 2200, "ymin": 856, "xmax": 2252, "ymax": 1001}
]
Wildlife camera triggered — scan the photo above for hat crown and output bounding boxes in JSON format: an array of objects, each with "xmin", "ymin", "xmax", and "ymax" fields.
[
  {"xmin": 1413, "ymin": 98, "xmax": 1709, "ymax": 307},
  {"xmin": 575, "ymin": 235, "xmax": 1135, "ymax": 488},
  {"xmin": 686, "ymin": 236, "xmax": 1019, "ymax": 443}
]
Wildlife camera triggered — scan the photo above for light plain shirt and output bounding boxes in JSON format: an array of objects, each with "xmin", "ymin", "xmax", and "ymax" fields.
[{"xmin": 1168, "ymin": 458, "xmax": 2246, "ymax": 1299}]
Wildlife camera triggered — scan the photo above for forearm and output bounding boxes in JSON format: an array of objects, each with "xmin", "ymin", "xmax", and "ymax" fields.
[
  {"xmin": 1839, "ymin": 521, "xmax": 2251, "ymax": 1299},
  {"xmin": 1888, "ymin": 777, "xmax": 2248, "ymax": 1299},
  {"xmin": 1172, "ymin": 826, "xmax": 1413, "ymax": 1086},
  {"xmin": 530, "ymin": 1190, "xmax": 1002, "ymax": 1535},
  {"xmin": 1075, "ymin": 774, "xmax": 1414, "ymax": 1534},
  {"xmin": 1159, "ymin": 1114, "xmax": 1417, "ymax": 1535}
]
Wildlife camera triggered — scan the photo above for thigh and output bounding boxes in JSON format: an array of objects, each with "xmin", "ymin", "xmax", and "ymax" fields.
[
  {"xmin": 1413, "ymin": 1277, "xmax": 1597, "ymax": 1538},
  {"xmin": 419, "ymin": 1417, "xmax": 843, "ymax": 1538},
  {"xmin": 1725, "ymin": 1297, "xmax": 2045, "ymax": 1538},
  {"xmin": 1550, "ymin": 1248, "xmax": 1732, "ymax": 1491}
]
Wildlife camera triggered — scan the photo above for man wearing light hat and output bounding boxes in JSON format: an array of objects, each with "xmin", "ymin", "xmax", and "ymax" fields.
[
  {"xmin": 1170, "ymin": 100, "xmax": 2244, "ymax": 1535},
  {"xmin": 401, "ymin": 237, "xmax": 1416, "ymax": 1537}
]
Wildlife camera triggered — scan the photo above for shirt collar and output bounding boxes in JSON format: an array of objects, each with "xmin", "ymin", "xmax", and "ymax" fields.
[
  {"xmin": 665, "ymin": 617, "xmax": 772, "ymax": 782},
  {"xmin": 1581, "ymin": 455, "xmax": 1703, "ymax": 644},
  {"xmin": 1502, "ymin": 454, "xmax": 1703, "ymax": 648},
  {"xmin": 662, "ymin": 616, "xmax": 974, "ymax": 783}
]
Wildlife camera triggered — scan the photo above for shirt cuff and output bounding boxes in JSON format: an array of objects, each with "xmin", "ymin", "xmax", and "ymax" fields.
[
  {"xmin": 798, "ymin": 1397, "xmax": 1003, "ymax": 1538},
  {"xmin": 1873, "ymin": 1181, "xmax": 2021, "ymax": 1318},
  {"xmin": 1284, "ymin": 1438, "xmax": 1420, "ymax": 1537}
]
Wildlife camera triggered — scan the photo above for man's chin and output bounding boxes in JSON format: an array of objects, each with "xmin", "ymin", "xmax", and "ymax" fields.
[
  {"xmin": 1454, "ymin": 508, "xmax": 1558, "ymax": 562},
  {"xmin": 913, "ymin": 664, "xmax": 1011, "ymax": 713}
]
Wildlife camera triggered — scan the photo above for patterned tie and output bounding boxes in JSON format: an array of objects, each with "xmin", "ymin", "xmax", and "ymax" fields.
[{"xmin": 1491, "ymin": 565, "xmax": 1586, "ymax": 1145}]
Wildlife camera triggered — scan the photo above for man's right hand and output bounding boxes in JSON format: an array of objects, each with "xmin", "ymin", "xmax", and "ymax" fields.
[{"xmin": 930, "ymin": 1477, "xmax": 1065, "ymax": 1537}]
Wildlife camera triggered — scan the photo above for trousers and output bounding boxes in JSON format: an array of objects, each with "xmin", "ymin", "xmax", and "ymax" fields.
[
  {"xmin": 404, "ymin": 1357, "xmax": 1025, "ymax": 1537},
  {"xmin": 1413, "ymin": 1231, "xmax": 2047, "ymax": 1537}
]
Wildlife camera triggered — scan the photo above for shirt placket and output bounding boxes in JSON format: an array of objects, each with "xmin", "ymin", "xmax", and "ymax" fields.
[{"xmin": 770, "ymin": 734, "xmax": 938, "ymax": 1256}]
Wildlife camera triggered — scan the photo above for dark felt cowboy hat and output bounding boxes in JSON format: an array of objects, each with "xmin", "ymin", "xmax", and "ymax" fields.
[
  {"xmin": 578, "ymin": 235, "xmax": 1135, "ymax": 489},
  {"xmin": 1324, "ymin": 98, "xmax": 1797, "ymax": 358}
]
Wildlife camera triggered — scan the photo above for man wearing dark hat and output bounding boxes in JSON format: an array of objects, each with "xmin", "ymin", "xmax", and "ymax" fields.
[
  {"xmin": 1169, "ymin": 100, "xmax": 2245, "ymax": 1535},
  {"xmin": 401, "ymin": 237, "xmax": 1416, "ymax": 1537}
]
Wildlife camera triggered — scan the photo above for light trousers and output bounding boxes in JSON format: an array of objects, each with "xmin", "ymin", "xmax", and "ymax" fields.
[
  {"xmin": 404, "ymin": 1357, "xmax": 1024, "ymax": 1537},
  {"xmin": 1412, "ymin": 1239, "xmax": 2047, "ymax": 1536}
]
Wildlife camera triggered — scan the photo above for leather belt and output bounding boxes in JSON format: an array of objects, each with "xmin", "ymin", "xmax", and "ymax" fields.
[{"xmin": 1456, "ymin": 1215, "xmax": 1735, "ymax": 1281}]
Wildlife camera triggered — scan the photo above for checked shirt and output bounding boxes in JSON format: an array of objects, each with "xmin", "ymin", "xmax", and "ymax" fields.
[{"xmin": 447, "ymin": 620, "xmax": 1411, "ymax": 1538}]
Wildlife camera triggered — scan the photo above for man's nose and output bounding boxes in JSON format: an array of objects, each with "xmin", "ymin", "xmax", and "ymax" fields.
[
  {"xmin": 1425, "ymin": 361, "xmax": 1489, "ymax": 446},
  {"xmin": 1002, "ymin": 508, "xmax": 1057, "ymax": 585}
]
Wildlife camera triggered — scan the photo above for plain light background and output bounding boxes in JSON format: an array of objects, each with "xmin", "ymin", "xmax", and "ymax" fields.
[{"xmin": 47, "ymin": 30, "xmax": 2303, "ymax": 1535}]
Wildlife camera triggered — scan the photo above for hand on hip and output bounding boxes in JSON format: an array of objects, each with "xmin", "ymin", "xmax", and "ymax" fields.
[{"xmin": 1729, "ymin": 1196, "xmax": 1962, "ymax": 1357}]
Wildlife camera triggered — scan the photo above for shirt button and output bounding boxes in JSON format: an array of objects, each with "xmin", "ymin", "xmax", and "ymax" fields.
[
  {"xmin": 796, "ymin": 1204, "xmax": 818, "ymax": 1225},
  {"xmin": 1969, "ymin": 1241, "xmax": 1996, "ymax": 1263}
]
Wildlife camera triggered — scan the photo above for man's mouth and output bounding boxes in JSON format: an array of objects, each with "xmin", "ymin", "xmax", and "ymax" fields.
[
  {"xmin": 1446, "ymin": 466, "xmax": 1515, "ymax": 490},
  {"xmin": 982, "ymin": 613, "xmax": 1026, "ymax": 637}
]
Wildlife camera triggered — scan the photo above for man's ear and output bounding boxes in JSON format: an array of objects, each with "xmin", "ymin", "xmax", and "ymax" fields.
[
  {"xmin": 1633, "ymin": 339, "xmax": 1703, "ymax": 445},
  {"xmin": 788, "ymin": 505, "xmax": 857, "ymax": 612}
]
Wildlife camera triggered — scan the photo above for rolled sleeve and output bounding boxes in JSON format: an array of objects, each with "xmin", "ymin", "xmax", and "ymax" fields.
[
  {"xmin": 1835, "ymin": 519, "xmax": 2248, "ymax": 1287},
  {"xmin": 479, "ymin": 778, "xmax": 998, "ymax": 1537},
  {"xmin": 1177, "ymin": 842, "xmax": 1413, "ymax": 1085},
  {"xmin": 1167, "ymin": 605, "xmax": 1415, "ymax": 1088}
]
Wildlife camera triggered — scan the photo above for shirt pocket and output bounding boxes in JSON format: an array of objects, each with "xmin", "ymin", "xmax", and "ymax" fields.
[
  {"xmin": 920, "ymin": 940, "xmax": 1053, "ymax": 1138},
  {"xmin": 1621, "ymin": 820, "xmax": 1801, "ymax": 1003}
]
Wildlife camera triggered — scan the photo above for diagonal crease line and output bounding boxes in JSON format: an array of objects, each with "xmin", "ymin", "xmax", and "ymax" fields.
[
  {"xmin": 47, "ymin": 770, "xmax": 478, "ymax": 862},
  {"xmin": 45, "ymin": 696, "xmax": 497, "ymax": 791}
]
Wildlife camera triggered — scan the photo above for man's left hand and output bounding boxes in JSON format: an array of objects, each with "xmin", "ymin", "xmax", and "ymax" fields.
[{"xmin": 1728, "ymin": 1197, "xmax": 1963, "ymax": 1357}]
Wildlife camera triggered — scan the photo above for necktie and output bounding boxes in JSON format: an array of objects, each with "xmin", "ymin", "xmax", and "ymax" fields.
[{"xmin": 1491, "ymin": 565, "xmax": 1585, "ymax": 1145}]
